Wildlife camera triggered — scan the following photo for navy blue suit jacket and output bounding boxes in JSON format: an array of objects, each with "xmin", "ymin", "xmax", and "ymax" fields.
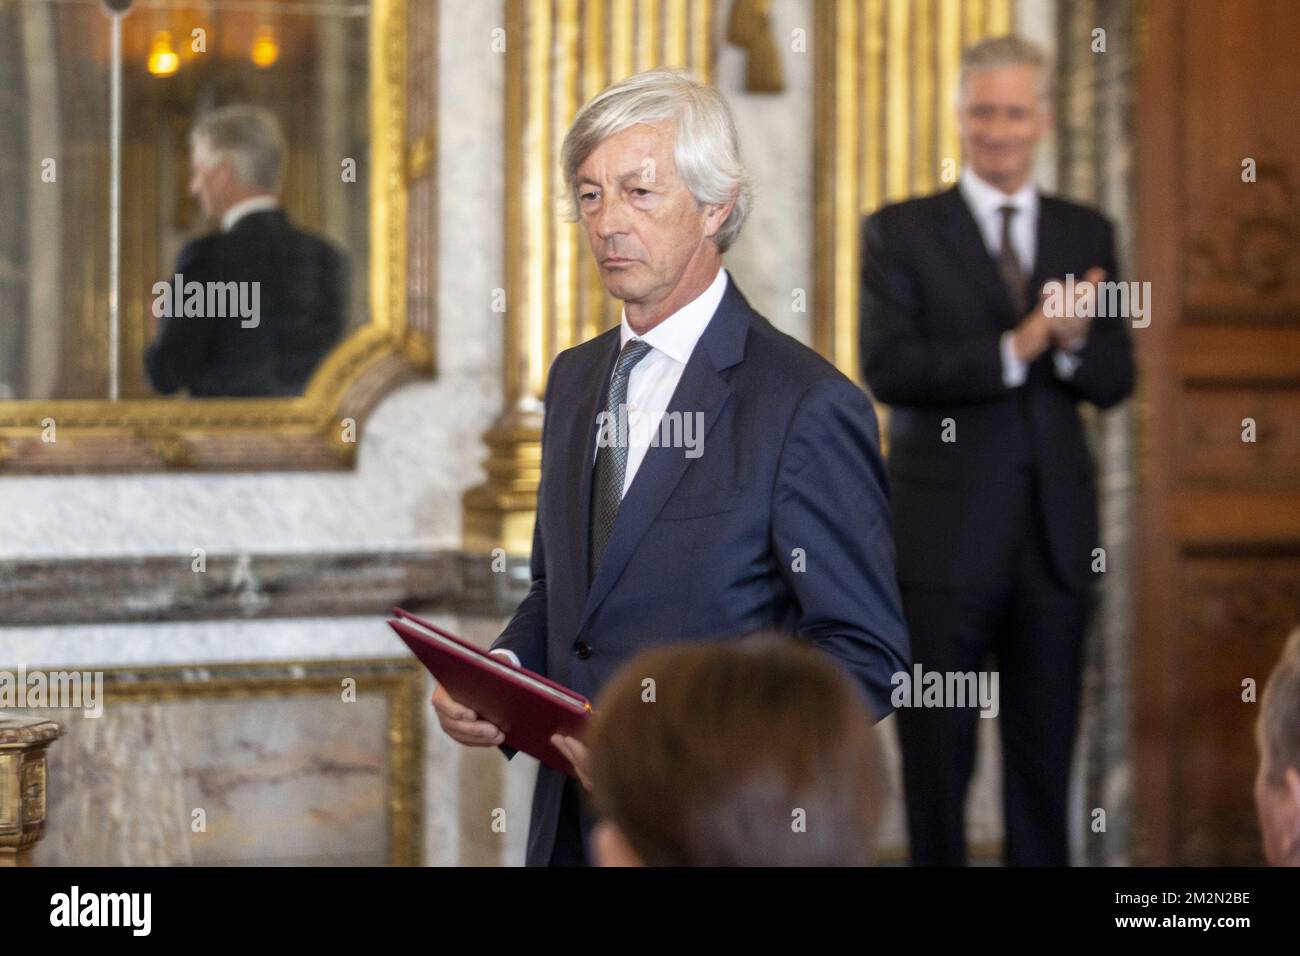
[{"xmin": 491, "ymin": 275, "xmax": 910, "ymax": 866}]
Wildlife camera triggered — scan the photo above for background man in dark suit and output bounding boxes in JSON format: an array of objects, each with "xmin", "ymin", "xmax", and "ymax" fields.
[
  {"xmin": 145, "ymin": 105, "xmax": 346, "ymax": 397},
  {"xmin": 433, "ymin": 69, "xmax": 910, "ymax": 867},
  {"xmin": 860, "ymin": 36, "xmax": 1134, "ymax": 866}
]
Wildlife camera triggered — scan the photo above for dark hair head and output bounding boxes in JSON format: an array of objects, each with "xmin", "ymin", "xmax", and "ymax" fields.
[{"xmin": 587, "ymin": 635, "xmax": 884, "ymax": 866}]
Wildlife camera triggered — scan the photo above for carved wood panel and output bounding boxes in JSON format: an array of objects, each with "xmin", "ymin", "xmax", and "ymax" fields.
[{"xmin": 1135, "ymin": 0, "xmax": 1300, "ymax": 865}]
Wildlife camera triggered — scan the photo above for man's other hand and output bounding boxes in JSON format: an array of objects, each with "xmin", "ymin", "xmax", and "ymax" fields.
[
  {"xmin": 1011, "ymin": 305, "xmax": 1053, "ymax": 363},
  {"xmin": 1047, "ymin": 266, "xmax": 1105, "ymax": 351},
  {"xmin": 552, "ymin": 734, "xmax": 592, "ymax": 791}
]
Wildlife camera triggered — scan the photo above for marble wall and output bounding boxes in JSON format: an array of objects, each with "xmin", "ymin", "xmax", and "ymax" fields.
[
  {"xmin": 4, "ymin": 609, "xmax": 545, "ymax": 866},
  {"xmin": 717, "ymin": 0, "xmax": 814, "ymax": 344}
]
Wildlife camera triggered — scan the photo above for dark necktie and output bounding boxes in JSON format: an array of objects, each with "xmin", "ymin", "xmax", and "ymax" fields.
[
  {"xmin": 997, "ymin": 203, "xmax": 1027, "ymax": 317},
  {"xmin": 589, "ymin": 338, "xmax": 652, "ymax": 582}
]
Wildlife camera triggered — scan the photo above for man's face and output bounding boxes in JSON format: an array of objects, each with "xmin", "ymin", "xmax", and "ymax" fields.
[
  {"xmin": 574, "ymin": 121, "xmax": 716, "ymax": 307},
  {"xmin": 1254, "ymin": 723, "xmax": 1299, "ymax": 865},
  {"xmin": 189, "ymin": 135, "xmax": 230, "ymax": 222},
  {"xmin": 957, "ymin": 64, "xmax": 1048, "ymax": 191}
]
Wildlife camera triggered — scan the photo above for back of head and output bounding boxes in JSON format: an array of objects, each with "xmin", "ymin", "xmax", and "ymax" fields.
[
  {"xmin": 588, "ymin": 636, "xmax": 884, "ymax": 866},
  {"xmin": 191, "ymin": 105, "xmax": 286, "ymax": 194}
]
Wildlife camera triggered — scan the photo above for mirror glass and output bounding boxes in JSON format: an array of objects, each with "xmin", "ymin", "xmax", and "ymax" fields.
[{"xmin": 0, "ymin": 0, "xmax": 371, "ymax": 400}]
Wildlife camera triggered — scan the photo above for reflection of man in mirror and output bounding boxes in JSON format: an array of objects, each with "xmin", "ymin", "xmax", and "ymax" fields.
[{"xmin": 145, "ymin": 105, "xmax": 347, "ymax": 397}]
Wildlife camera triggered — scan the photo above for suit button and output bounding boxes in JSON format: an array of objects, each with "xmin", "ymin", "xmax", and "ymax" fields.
[{"xmin": 574, "ymin": 642, "xmax": 592, "ymax": 659}]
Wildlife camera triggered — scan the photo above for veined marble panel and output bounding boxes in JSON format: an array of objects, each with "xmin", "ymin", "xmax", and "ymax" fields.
[{"xmin": 17, "ymin": 658, "xmax": 422, "ymax": 866}]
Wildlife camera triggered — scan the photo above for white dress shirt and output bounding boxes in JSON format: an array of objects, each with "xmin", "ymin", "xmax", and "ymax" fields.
[
  {"xmin": 595, "ymin": 265, "xmax": 728, "ymax": 497},
  {"xmin": 221, "ymin": 194, "xmax": 279, "ymax": 233},
  {"xmin": 958, "ymin": 166, "xmax": 1080, "ymax": 385},
  {"xmin": 490, "ymin": 266, "xmax": 728, "ymax": 670}
]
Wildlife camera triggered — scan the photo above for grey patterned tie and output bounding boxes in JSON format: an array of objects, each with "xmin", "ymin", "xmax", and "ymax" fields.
[
  {"xmin": 997, "ymin": 203, "xmax": 1027, "ymax": 317},
  {"xmin": 589, "ymin": 338, "xmax": 652, "ymax": 583}
]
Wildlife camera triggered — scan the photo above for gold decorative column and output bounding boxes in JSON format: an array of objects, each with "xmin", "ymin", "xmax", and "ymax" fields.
[
  {"xmin": 813, "ymin": 0, "xmax": 1013, "ymax": 382},
  {"xmin": 0, "ymin": 717, "xmax": 64, "ymax": 865},
  {"xmin": 464, "ymin": 0, "xmax": 716, "ymax": 555}
]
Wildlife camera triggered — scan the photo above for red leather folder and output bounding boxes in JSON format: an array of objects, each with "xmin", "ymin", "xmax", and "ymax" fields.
[{"xmin": 388, "ymin": 607, "xmax": 591, "ymax": 777}]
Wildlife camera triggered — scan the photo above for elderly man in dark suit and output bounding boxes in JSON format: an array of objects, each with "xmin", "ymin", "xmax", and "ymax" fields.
[
  {"xmin": 433, "ymin": 68, "xmax": 910, "ymax": 867},
  {"xmin": 860, "ymin": 36, "xmax": 1134, "ymax": 866},
  {"xmin": 145, "ymin": 105, "xmax": 345, "ymax": 397}
]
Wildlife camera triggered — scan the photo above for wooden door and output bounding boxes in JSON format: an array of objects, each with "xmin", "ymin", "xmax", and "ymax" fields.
[{"xmin": 1135, "ymin": 0, "xmax": 1300, "ymax": 864}]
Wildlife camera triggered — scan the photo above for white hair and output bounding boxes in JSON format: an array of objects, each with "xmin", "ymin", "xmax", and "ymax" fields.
[
  {"xmin": 191, "ymin": 105, "xmax": 286, "ymax": 193},
  {"xmin": 956, "ymin": 34, "xmax": 1053, "ymax": 107},
  {"xmin": 560, "ymin": 68, "xmax": 753, "ymax": 252}
]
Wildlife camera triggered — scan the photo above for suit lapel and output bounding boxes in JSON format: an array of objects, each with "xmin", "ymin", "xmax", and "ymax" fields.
[
  {"xmin": 936, "ymin": 186, "xmax": 1019, "ymax": 326},
  {"xmin": 575, "ymin": 280, "xmax": 751, "ymax": 637},
  {"xmin": 1028, "ymin": 195, "xmax": 1066, "ymax": 303},
  {"xmin": 1024, "ymin": 196, "xmax": 1069, "ymax": 383}
]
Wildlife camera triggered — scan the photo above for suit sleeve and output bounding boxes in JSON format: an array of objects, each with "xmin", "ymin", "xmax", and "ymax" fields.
[
  {"xmin": 1057, "ymin": 218, "xmax": 1135, "ymax": 409},
  {"xmin": 305, "ymin": 243, "xmax": 347, "ymax": 370},
  {"xmin": 771, "ymin": 377, "xmax": 911, "ymax": 721},
  {"xmin": 859, "ymin": 211, "xmax": 1010, "ymax": 405},
  {"xmin": 488, "ymin": 357, "xmax": 562, "ymax": 676},
  {"xmin": 489, "ymin": 512, "xmax": 548, "ymax": 676},
  {"xmin": 144, "ymin": 242, "xmax": 218, "ymax": 394}
]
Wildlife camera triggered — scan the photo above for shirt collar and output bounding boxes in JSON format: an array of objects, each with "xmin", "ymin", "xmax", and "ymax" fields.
[
  {"xmin": 618, "ymin": 267, "xmax": 728, "ymax": 365},
  {"xmin": 222, "ymin": 195, "xmax": 279, "ymax": 232},
  {"xmin": 959, "ymin": 165, "xmax": 1038, "ymax": 222}
]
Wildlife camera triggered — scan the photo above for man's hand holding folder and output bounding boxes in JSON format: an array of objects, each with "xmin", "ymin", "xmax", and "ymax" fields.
[
  {"xmin": 430, "ymin": 668, "xmax": 594, "ymax": 788},
  {"xmin": 389, "ymin": 607, "xmax": 592, "ymax": 780},
  {"xmin": 431, "ymin": 682, "xmax": 506, "ymax": 748}
]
